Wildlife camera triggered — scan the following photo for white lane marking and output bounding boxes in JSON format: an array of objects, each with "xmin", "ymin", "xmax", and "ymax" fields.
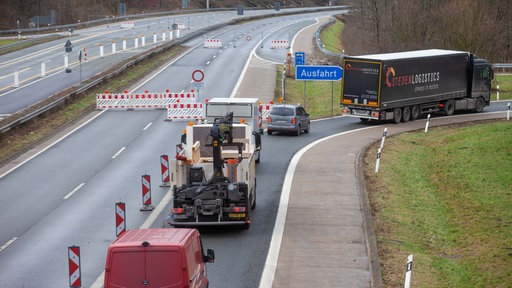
[
  {"xmin": 206, "ymin": 61, "xmax": 211, "ymax": 65},
  {"xmin": 63, "ymin": 183, "xmax": 86, "ymax": 200},
  {"xmin": 143, "ymin": 122, "xmax": 152, "ymax": 131},
  {"xmin": 111, "ymin": 147, "xmax": 126, "ymax": 159},
  {"xmin": 0, "ymin": 111, "xmax": 106, "ymax": 179},
  {"xmin": 0, "ymin": 237, "xmax": 18, "ymax": 253}
]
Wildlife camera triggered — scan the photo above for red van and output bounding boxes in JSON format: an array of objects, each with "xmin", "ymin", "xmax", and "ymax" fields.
[{"xmin": 104, "ymin": 228, "xmax": 215, "ymax": 288}]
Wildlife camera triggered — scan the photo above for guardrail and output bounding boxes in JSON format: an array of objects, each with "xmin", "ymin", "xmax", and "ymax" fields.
[{"xmin": 0, "ymin": 7, "xmax": 343, "ymax": 133}]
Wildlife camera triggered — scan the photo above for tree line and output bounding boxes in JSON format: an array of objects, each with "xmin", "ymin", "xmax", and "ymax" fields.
[{"xmin": 341, "ymin": 0, "xmax": 512, "ymax": 63}]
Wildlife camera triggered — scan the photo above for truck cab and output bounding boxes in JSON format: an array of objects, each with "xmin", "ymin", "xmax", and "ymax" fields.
[{"xmin": 104, "ymin": 228, "xmax": 214, "ymax": 288}]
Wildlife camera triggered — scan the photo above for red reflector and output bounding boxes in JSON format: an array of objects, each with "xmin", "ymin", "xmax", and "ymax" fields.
[
  {"xmin": 172, "ymin": 208, "xmax": 184, "ymax": 214},
  {"xmin": 268, "ymin": 116, "xmax": 272, "ymax": 123},
  {"xmin": 233, "ymin": 207, "xmax": 246, "ymax": 213},
  {"xmin": 291, "ymin": 118, "xmax": 296, "ymax": 124}
]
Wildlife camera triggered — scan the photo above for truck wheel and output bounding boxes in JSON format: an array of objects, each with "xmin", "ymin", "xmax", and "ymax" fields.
[
  {"xmin": 475, "ymin": 97, "xmax": 485, "ymax": 113},
  {"xmin": 255, "ymin": 151, "xmax": 260, "ymax": 164},
  {"xmin": 402, "ymin": 106, "xmax": 411, "ymax": 122},
  {"xmin": 445, "ymin": 99, "xmax": 455, "ymax": 116},
  {"xmin": 296, "ymin": 125, "xmax": 301, "ymax": 136},
  {"xmin": 267, "ymin": 130, "xmax": 273, "ymax": 135},
  {"xmin": 411, "ymin": 105, "xmax": 420, "ymax": 120},
  {"xmin": 393, "ymin": 108, "xmax": 402, "ymax": 124}
]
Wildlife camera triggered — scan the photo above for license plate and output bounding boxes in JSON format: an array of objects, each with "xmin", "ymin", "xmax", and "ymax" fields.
[
  {"xmin": 172, "ymin": 214, "xmax": 189, "ymax": 219},
  {"xmin": 228, "ymin": 213, "xmax": 246, "ymax": 218},
  {"xmin": 352, "ymin": 109, "xmax": 368, "ymax": 115}
]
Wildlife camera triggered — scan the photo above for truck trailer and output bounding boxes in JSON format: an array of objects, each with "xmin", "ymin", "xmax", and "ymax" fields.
[{"xmin": 341, "ymin": 49, "xmax": 494, "ymax": 123}]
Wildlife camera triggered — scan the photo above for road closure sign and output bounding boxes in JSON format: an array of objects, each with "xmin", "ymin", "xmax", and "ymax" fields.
[
  {"xmin": 192, "ymin": 69, "xmax": 204, "ymax": 82},
  {"xmin": 295, "ymin": 65, "xmax": 343, "ymax": 81}
]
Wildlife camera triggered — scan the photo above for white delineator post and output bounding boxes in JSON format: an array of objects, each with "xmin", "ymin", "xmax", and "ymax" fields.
[
  {"xmin": 425, "ymin": 114, "xmax": 431, "ymax": 133},
  {"xmin": 375, "ymin": 148, "xmax": 382, "ymax": 173},
  {"xmin": 507, "ymin": 102, "xmax": 510, "ymax": 121},
  {"xmin": 122, "ymin": 37, "xmax": 126, "ymax": 51},
  {"xmin": 13, "ymin": 71, "xmax": 20, "ymax": 87},
  {"xmin": 99, "ymin": 43, "xmax": 104, "ymax": 57},
  {"xmin": 153, "ymin": 32, "xmax": 157, "ymax": 44},
  {"xmin": 142, "ymin": 34, "xmax": 146, "ymax": 46},
  {"xmin": 380, "ymin": 127, "xmax": 388, "ymax": 149},
  {"xmin": 135, "ymin": 35, "xmax": 139, "ymax": 48},
  {"xmin": 41, "ymin": 62, "xmax": 46, "ymax": 77},
  {"xmin": 112, "ymin": 40, "xmax": 116, "ymax": 54},
  {"xmin": 169, "ymin": 29, "xmax": 173, "ymax": 40},
  {"xmin": 162, "ymin": 30, "xmax": 166, "ymax": 41},
  {"xmin": 497, "ymin": 84, "xmax": 500, "ymax": 101},
  {"xmin": 404, "ymin": 255, "xmax": 413, "ymax": 288}
]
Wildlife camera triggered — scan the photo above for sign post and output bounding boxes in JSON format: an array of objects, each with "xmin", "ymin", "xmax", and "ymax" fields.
[
  {"xmin": 192, "ymin": 69, "xmax": 204, "ymax": 98},
  {"xmin": 68, "ymin": 246, "xmax": 81, "ymax": 288},
  {"xmin": 115, "ymin": 202, "xmax": 126, "ymax": 237}
]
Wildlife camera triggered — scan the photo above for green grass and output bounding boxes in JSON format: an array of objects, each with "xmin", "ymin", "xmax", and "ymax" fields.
[
  {"xmin": 364, "ymin": 121, "xmax": 512, "ymax": 287},
  {"xmin": 493, "ymin": 74, "xmax": 512, "ymax": 100},
  {"xmin": 320, "ymin": 19, "xmax": 344, "ymax": 53},
  {"xmin": 274, "ymin": 65, "xmax": 344, "ymax": 118},
  {"xmin": 0, "ymin": 39, "xmax": 20, "ymax": 46}
]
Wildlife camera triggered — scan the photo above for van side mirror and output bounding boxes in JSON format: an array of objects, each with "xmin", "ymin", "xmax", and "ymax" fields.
[{"xmin": 205, "ymin": 249, "xmax": 215, "ymax": 263}]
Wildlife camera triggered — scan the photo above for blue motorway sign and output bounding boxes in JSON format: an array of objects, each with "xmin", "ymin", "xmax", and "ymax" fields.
[
  {"xmin": 295, "ymin": 65, "xmax": 343, "ymax": 81},
  {"xmin": 295, "ymin": 52, "xmax": 305, "ymax": 66}
]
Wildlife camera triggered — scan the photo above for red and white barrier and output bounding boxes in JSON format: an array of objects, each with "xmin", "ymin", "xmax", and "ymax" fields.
[
  {"xmin": 260, "ymin": 102, "xmax": 274, "ymax": 121},
  {"xmin": 160, "ymin": 155, "xmax": 170, "ymax": 187},
  {"xmin": 204, "ymin": 39, "xmax": 222, "ymax": 48},
  {"xmin": 97, "ymin": 90, "xmax": 197, "ymax": 110},
  {"xmin": 140, "ymin": 175, "xmax": 154, "ymax": 211},
  {"xmin": 121, "ymin": 21, "xmax": 134, "ymax": 29},
  {"xmin": 167, "ymin": 103, "xmax": 204, "ymax": 120},
  {"xmin": 96, "ymin": 93, "xmax": 132, "ymax": 109},
  {"xmin": 115, "ymin": 202, "xmax": 126, "ymax": 237},
  {"xmin": 161, "ymin": 91, "xmax": 197, "ymax": 105},
  {"xmin": 81, "ymin": 48, "xmax": 88, "ymax": 62},
  {"xmin": 132, "ymin": 92, "xmax": 162, "ymax": 109},
  {"xmin": 271, "ymin": 40, "xmax": 289, "ymax": 49},
  {"xmin": 68, "ymin": 246, "xmax": 81, "ymax": 288}
]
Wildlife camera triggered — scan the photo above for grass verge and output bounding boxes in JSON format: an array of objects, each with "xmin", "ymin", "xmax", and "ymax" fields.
[
  {"xmin": 274, "ymin": 65, "xmax": 344, "ymax": 118},
  {"xmin": 363, "ymin": 120, "xmax": 512, "ymax": 287},
  {"xmin": 492, "ymin": 74, "xmax": 512, "ymax": 100}
]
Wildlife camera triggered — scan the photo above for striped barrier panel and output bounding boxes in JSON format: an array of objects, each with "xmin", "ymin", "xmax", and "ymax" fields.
[
  {"xmin": 96, "ymin": 93, "xmax": 132, "ymax": 109},
  {"xmin": 121, "ymin": 21, "xmax": 134, "ymax": 29},
  {"xmin": 161, "ymin": 92, "xmax": 197, "ymax": 105},
  {"xmin": 132, "ymin": 93, "xmax": 163, "ymax": 109},
  {"xmin": 204, "ymin": 39, "xmax": 222, "ymax": 48},
  {"xmin": 167, "ymin": 103, "xmax": 204, "ymax": 120},
  {"xmin": 271, "ymin": 40, "xmax": 289, "ymax": 49},
  {"xmin": 260, "ymin": 103, "xmax": 274, "ymax": 121}
]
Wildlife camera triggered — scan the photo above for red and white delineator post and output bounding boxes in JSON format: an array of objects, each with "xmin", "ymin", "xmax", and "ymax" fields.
[
  {"xmin": 115, "ymin": 202, "xmax": 126, "ymax": 237},
  {"xmin": 140, "ymin": 174, "xmax": 154, "ymax": 211},
  {"xmin": 160, "ymin": 155, "xmax": 170, "ymax": 187},
  {"xmin": 68, "ymin": 245, "xmax": 81, "ymax": 288}
]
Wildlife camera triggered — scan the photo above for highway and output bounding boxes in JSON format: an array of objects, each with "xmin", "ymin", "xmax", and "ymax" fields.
[
  {"xmin": 0, "ymin": 8, "xmax": 352, "ymax": 288},
  {"xmin": 1, "ymin": 6, "xmax": 509, "ymax": 287},
  {"xmin": 0, "ymin": 7, "xmax": 334, "ymax": 118}
]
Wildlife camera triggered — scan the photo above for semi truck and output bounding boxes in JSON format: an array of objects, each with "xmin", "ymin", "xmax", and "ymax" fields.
[
  {"xmin": 165, "ymin": 112, "xmax": 257, "ymax": 229},
  {"xmin": 341, "ymin": 49, "xmax": 494, "ymax": 123}
]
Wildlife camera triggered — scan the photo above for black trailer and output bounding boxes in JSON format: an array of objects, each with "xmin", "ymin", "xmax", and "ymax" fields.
[{"xmin": 341, "ymin": 49, "xmax": 493, "ymax": 123}]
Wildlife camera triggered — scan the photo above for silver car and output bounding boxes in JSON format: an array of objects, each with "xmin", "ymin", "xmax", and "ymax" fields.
[{"xmin": 267, "ymin": 104, "xmax": 310, "ymax": 136}]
